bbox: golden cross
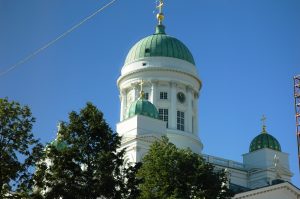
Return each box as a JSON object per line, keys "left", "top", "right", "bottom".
{"left": 156, "top": 0, "right": 164, "bottom": 24}
{"left": 139, "top": 80, "right": 144, "bottom": 91}
{"left": 139, "top": 80, "right": 145, "bottom": 98}
{"left": 56, "top": 122, "right": 63, "bottom": 139}
{"left": 157, "top": 0, "right": 164, "bottom": 14}
{"left": 261, "top": 115, "right": 267, "bottom": 133}
{"left": 261, "top": 115, "right": 266, "bottom": 126}
{"left": 57, "top": 122, "right": 62, "bottom": 132}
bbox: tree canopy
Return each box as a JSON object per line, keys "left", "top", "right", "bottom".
{"left": 0, "top": 98, "right": 43, "bottom": 198}
{"left": 33, "top": 103, "right": 140, "bottom": 199}
{"left": 1, "top": 99, "right": 233, "bottom": 198}
{"left": 137, "top": 137, "right": 233, "bottom": 199}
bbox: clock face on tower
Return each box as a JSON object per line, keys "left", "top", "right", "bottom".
{"left": 177, "top": 92, "right": 185, "bottom": 103}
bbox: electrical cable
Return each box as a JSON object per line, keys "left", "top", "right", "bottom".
{"left": 0, "top": 0, "right": 117, "bottom": 77}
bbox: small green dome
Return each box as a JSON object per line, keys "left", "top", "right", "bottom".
{"left": 249, "top": 128, "right": 281, "bottom": 152}
{"left": 125, "top": 25, "right": 195, "bottom": 65}
{"left": 50, "top": 139, "right": 68, "bottom": 151}
{"left": 126, "top": 94, "right": 159, "bottom": 119}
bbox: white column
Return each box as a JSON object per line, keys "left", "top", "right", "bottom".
{"left": 131, "top": 83, "right": 138, "bottom": 100}
{"left": 150, "top": 80, "right": 158, "bottom": 106}
{"left": 170, "top": 82, "right": 177, "bottom": 130}
{"left": 120, "top": 89, "right": 127, "bottom": 121}
{"left": 186, "top": 86, "right": 193, "bottom": 133}
{"left": 194, "top": 92, "right": 199, "bottom": 135}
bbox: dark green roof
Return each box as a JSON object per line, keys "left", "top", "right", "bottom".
{"left": 249, "top": 128, "right": 281, "bottom": 152}
{"left": 126, "top": 94, "right": 159, "bottom": 119}
{"left": 125, "top": 25, "right": 195, "bottom": 65}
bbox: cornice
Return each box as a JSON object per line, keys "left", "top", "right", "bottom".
{"left": 117, "top": 67, "right": 202, "bottom": 91}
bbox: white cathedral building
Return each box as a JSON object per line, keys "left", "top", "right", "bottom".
{"left": 115, "top": 4, "right": 300, "bottom": 199}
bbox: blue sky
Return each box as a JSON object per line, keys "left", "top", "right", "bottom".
{"left": 1, "top": 0, "right": 300, "bottom": 186}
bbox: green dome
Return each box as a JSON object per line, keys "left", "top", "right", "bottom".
{"left": 126, "top": 94, "right": 159, "bottom": 119}
{"left": 249, "top": 129, "right": 281, "bottom": 152}
{"left": 50, "top": 139, "right": 68, "bottom": 151}
{"left": 125, "top": 25, "right": 195, "bottom": 65}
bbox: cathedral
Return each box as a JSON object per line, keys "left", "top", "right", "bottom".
{"left": 116, "top": 1, "right": 300, "bottom": 198}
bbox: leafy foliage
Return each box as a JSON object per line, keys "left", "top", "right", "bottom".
{"left": 0, "top": 98, "right": 43, "bottom": 197}
{"left": 33, "top": 103, "right": 140, "bottom": 199}
{"left": 137, "top": 137, "right": 233, "bottom": 199}
{"left": 119, "top": 162, "right": 143, "bottom": 199}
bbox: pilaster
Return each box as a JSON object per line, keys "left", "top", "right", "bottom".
{"left": 131, "top": 83, "right": 139, "bottom": 101}
{"left": 151, "top": 80, "right": 158, "bottom": 105}
{"left": 120, "top": 89, "right": 127, "bottom": 121}
{"left": 186, "top": 86, "right": 193, "bottom": 133}
{"left": 194, "top": 92, "right": 199, "bottom": 135}
{"left": 170, "top": 81, "right": 177, "bottom": 129}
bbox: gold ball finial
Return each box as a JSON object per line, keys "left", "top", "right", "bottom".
{"left": 156, "top": 0, "right": 164, "bottom": 25}
{"left": 139, "top": 90, "right": 145, "bottom": 99}
{"left": 157, "top": 13, "right": 164, "bottom": 23}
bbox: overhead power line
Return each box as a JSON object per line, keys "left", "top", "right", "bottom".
{"left": 0, "top": 0, "right": 117, "bottom": 77}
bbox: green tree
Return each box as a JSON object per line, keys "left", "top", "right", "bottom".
{"left": 0, "top": 98, "right": 43, "bottom": 198}
{"left": 137, "top": 137, "right": 233, "bottom": 199}
{"left": 119, "top": 162, "right": 143, "bottom": 199}
{"left": 33, "top": 103, "right": 140, "bottom": 199}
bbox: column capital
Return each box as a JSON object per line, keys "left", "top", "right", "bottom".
{"left": 121, "top": 89, "right": 127, "bottom": 95}
{"left": 150, "top": 79, "right": 159, "bottom": 85}
{"left": 186, "top": 85, "right": 194, "bottom": 92}
{"left": 131, "top": 82, "right": 139, "bottom": 88}
{"left": 131, "top": 82, "right": 138, "bottom": 87}
{"left": 170, "top": 81, "right": 177, "bottom": 87}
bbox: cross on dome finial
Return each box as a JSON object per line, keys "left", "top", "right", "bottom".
{"left": 261, "top": 115, "right": 266, "bottom": 125}
{"left": 139, "top": 80, "right": 144, "bottom": 91}
{"left": 139, "top": 80, "right": 145, "bottom": 99}
{"left": 156, "top": 0, "right": 165, "bottom": 25}
{"left": 261, "top": 115, "right": 267, "bottom": 134}
{"left": 57, "top": 122, "right": 62, "bottom": 133}
{"left": 56, "top": 122, "right": 63, "bottom": 140}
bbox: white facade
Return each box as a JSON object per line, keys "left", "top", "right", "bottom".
{"left": 243, "top": 148, "right": 292, "bottom": 189}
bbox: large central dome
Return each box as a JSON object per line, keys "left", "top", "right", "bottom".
{"left": 124, "top": 25, "right": 195, "bottom": 66}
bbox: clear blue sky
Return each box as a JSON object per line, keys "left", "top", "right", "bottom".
{"left": 1, "top": 0, "right": 300, "bottom": 186}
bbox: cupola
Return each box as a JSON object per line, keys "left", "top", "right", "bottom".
{"left": 126, "top": 91, "right": 159, "bottom": 119}
{"left": 249, "top": 116, "right": 281, "bottom": 152}
{"left": 48, "top": 123, "right": 68, "bottom": 151}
